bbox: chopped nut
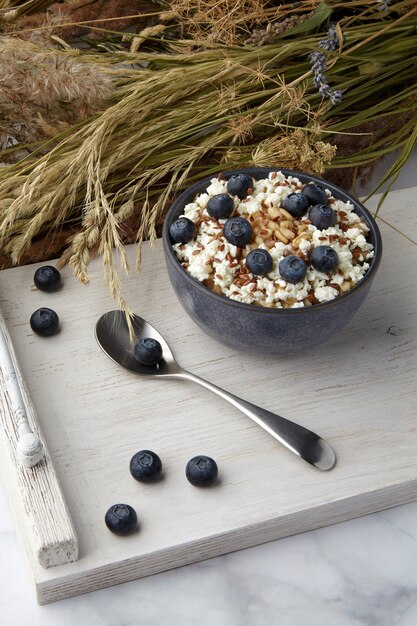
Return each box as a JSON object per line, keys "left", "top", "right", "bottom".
{"left": 279, "top": 208, "right": 294, "bottom": 221}
{"left": 267, "top": 206, "right": 280, "bottom": 219}
{"left": 274, "top": 229, "right": 289, "bottom": 244}
{"left": 280, "top": 226, "right": 295, "bottom": 240}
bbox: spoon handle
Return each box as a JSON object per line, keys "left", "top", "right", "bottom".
{"left": 178, "top": 370, "right": 336, "bottom": 471}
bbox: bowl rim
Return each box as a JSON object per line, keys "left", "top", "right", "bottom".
{"left": 162, "top": 167, "right": 383, "bottom": 315}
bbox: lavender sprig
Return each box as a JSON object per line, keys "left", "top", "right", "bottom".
{"left": 378, "top": 0, "right": 390, "bottom": 11}
{"left": 309, "top": 25, "right": 343, "bottom": 106}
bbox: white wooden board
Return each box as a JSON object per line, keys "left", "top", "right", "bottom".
{"left": 0, "top": 191, "right": 416, "bottom": 604}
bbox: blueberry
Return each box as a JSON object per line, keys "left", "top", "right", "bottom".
{"left": 33, "top": 265, "right": 61, "bottom": 292}
{"left": 309, "top": 204, "right": 337, "bottom": 230}
{"left": 302, "top": 183, "right": 328, "bottom": 206}
{"left": 186, "top": 455, "right": 218, "bottom": 487}
{"left": 134, "top": 338, "right": 163, "bottom": 366}
{"left": 246, "top": 248, "right": 273, "bottom": 276}
{"left": 279, "top": 255, "right": 307, "bottom": 284}
{"left": 206, "top": 194, "right": 234, "bottom": 220}
{"left": 169, "top": 217, "right": 196, "bottom": 244}
{"left": 130, "top": 450, "right": 162, "bottom": 482}
{"left": 283, "top": 193, "right": 309, "bottom": 218}
{"left": 105, "top": 504, "right": 138, "bottom": 536}
{"left": 223, "top": 217, "right": 252, "bottom": 248}
{"left": 226, "top": 174, "right": 254, "bottom": 200}
{"left": 30, "top": 308, "right": 60, "bottom": 336}
{"left": 310, "top": 246, "right": 339, "bottom": 273}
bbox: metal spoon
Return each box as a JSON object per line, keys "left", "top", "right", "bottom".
{"left": 95, "top": 310, "right": 336, "bottom": 471}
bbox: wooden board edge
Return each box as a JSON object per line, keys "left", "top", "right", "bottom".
{"left": 0, "top": 343, "right": 78, "bottom": 568}
{"left": 36, "top": 478, "right": 417, "bottom": 604}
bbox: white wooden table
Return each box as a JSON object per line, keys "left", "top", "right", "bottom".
{"left": 0, "top": 158, "right": 415, "bottom": 624}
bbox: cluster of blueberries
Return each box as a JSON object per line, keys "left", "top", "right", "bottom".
{"left": 30, "top": 266, "right": 62, "bottom": 336}
{"left": 105, "top": 450, "right": 219, "bottom": 536}
{"left": 170, "top": 174, "right": 340, "bottom": 284}
{"left": 104, "top": 337, "right": 219, "bottom": 536}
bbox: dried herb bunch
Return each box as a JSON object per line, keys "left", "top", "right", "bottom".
{"left": 0, "top": 0, "right": 416, "bottom": 310}
{"left": 0, "top": 37, "right": 112, "bottom": 159}
{"left": 9, "top": 0, "right": 159, "bottom": 45}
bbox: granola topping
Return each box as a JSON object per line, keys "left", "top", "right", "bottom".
{"left": 172, "top": 172, "right": 374, "bottom": 308}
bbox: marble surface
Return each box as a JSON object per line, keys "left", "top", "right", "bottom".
{"left": 1, "top": 152, "right": 417, "bottom": 624}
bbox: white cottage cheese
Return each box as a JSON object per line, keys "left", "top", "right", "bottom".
{"left": 173, "top": 172, "right": 374, "bottom": 308}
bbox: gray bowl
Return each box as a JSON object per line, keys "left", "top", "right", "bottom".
{"left": 162, "top": 168, "right": 382, "bottom": 356}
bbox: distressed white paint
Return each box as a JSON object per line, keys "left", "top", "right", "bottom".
{"left": 0, "top": 309, "right": 44, "bottom": 466}
{"left": 0, "top": 193, "right": 415, "bottom": 604}
{"left": 0, "top": 304, "right": 78, "bottom": 570}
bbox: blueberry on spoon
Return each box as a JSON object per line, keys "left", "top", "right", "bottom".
{"left": 134, "top": 338, "right": 163, "bottom": 366}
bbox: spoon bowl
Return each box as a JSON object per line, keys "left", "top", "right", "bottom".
{"left": 95, "top": 310, "right": 178, "bottom": 377}
{"left": 95, "top": 310, "right": 336, "bottom": 471}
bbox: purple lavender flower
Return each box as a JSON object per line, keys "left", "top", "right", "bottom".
{"left": 309, "top": 25, "right": 343, "bottom": 106}
{"left": 378, "top": 0, "right": 390, "bottom": 11}
{"left": 319, "top": 24, "right": 339, "bottom": 52}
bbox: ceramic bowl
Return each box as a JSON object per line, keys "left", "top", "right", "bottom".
{"left": 162, "top": 167, "right": 382, "bottom": 356}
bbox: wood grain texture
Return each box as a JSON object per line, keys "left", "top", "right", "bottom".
{"left": 0, "top": 191, "right": 416, "bottom": 603}
{"left": 0, "top": 314, "right": 78, "bottom": 568}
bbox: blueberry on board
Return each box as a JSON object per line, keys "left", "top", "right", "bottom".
{"left": 30, "top": 308, "right": 60, "bottom": 337}
{"left": 206, "top": 194, "right": 234, "bottom": 220}
{"left": 186, "top": 455, "right": 218, "bottom": 487}
{"left": 33, "top": 265, "right": 61, "bottom": 292}
{"left": 302, "top": 183, "right": 328, "bottom": 206}
{"left": 226, "top": 174, "right": 254, "bottom": 200}
{"left": 134, "top": 338, "right": 163, "bottom": 366}
{"left": 283, "top": 193, "right": 310, "bottom": 218}
{"left": 130, "top": 450, "right": 162, "bottom": 482}
{"left": 105, "top": 504, "right": 138, "bottom": 536}
{"left": 309, "top": 204, "right": 337, "bottom": 230}
{"left": 223, "top": 217, "right": 252, "bottom": 248}
{"left": 169, "top": 217, "right": 196, "bottom": 244}
{"left": 310, "top": 246, "right": 339, "bottom": 273}
{"left": 279, "top": 255, "right": 307, "bottom": 284}
{"left": 246, "top": 248, "right": 273, "bottom": 276}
